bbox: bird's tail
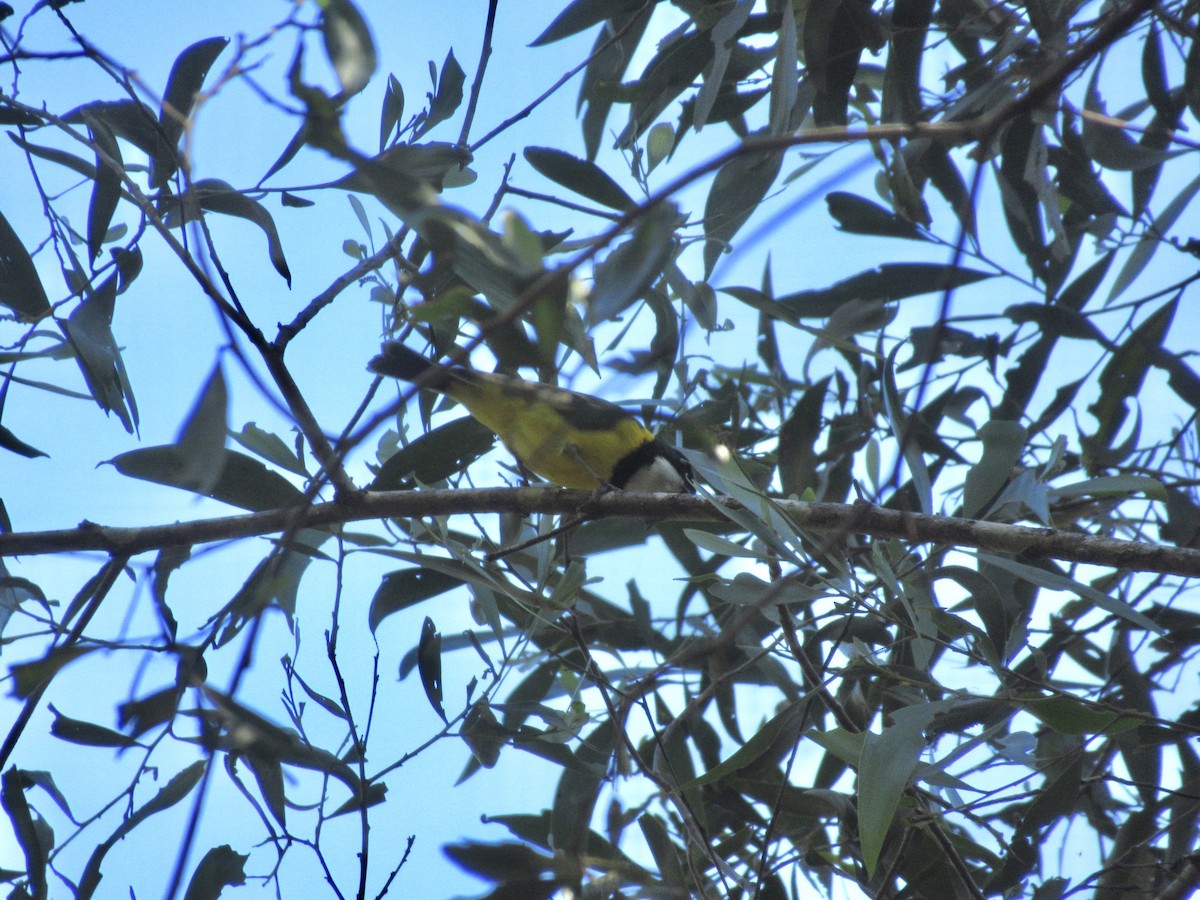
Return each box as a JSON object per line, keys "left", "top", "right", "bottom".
{"left": 369, "top": 342, "right": 456, "bottom": 390}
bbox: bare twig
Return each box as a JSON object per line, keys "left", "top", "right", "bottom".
{"left": 457, "top": 0, "right": 499, "bottom": 148}
{"left": 0, "top": 554, "right": 131, "bottom": 770}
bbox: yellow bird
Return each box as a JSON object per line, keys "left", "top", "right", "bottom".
{"left": 369, "top": 342, "right": 693, "bottom": 492}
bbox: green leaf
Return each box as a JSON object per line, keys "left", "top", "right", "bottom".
{"left": 83, "top": 115, "right": 122, "bottom": 265}
{"left": 806, "top": 0, "right": 879, "bottom": 124}
{"left": 978, "top": 553, "right": 1164, "bottom": 634}
{"left": 618, "top": 29, "right": 712, "bottom": 149}
{"left": 1141, "top": 23, "right": 1173, "bottom": 119}
{"left": 769, "top": 0, "right": 799, "bottom": 135}
{"left": 1162, "top": 487, "right": 1200, "bottom": 548}
{"left": 443, "top": 840, "right": 555, "bottom": 881}
{"left": 646, "top": 122, "right": 674, "bottom": 173}
{"left": 379, "top": 73, "right": 404, "bottom": 151}
{"left": 778, "top": 376, "right": 829, "bottom": 498}
{"left": 49, "top": 705, "right": 143, "bottom": 749}
{"left": 805, "top": 726, "right": 866, "bottom": 768}
{"left": 1186, "top": 35, "right": 1200, "bottom": 127}
{"left": 685, "top": 450, "right": 806, "bottom": 566}
{"left": 683, "top": 529, "right": 760, "bottom": 558}
{"left": 692, "top": 0, "right": 753, "bottom": 131}
{"left": 153, "top": 37, "right": 229, "bottom": 187}
{"left": 523, "top": 146, "right": 634, "bottom": 211}
{"left": 114, "top": 760, "right": 206, "bottom": 844}
{"left": 1083, "top": 64, "right": 1181, "bottom": 172}
{"left": 118, "top": 687, "right": 182, "bottom": 739}
{"left": 882, "top": 0, "right": 934, "bottom": 124}
{"left": 1020, "top": 695, "right": 1141, "bottom": 736}
{"left": 417, "top": 615, "right": 446, "bottom": 722}
{"left": 1, "top": 769, "right": 48, "bottom": 899}
{"left": 1003, "top": 303, "right": 1105, "bottom": 342}
{"left": 1157, "top": 346, "right": 1200, "bottom": 412}
{"left": 638, "top": 814, "right": 685, "bottom": 886}
{"left": 65, "top": 275, "right": 140, "bottom": 434}
{"left": 286, "top": 662, "right": 347, "bottom": 721}
{"left": 703, "top": 144, "right": 782, "bottom": 277}
{"left": 0, "top": 422, "right": 47, "bottom": 459}
{"left": 9, "top": 646, "right": 94, "bottom": 699}
{"left": 334, "top": 142, "right": 469, "bottom": 209}
{"left": 1033, "top": 878, "right": 1071, "bottom": 900}
{"left": 190, "top": 179, "right": 292, "bottom": 286}
{"left": 578, "top": 6, "right": 652, "bottom": 161}
{"left": 825, "top": 191, "right": 925, "bottom": 240}
{"left": 415, "top": 48, "right": 465, "bottom": 140}
{"left": 681, "top": 274, "right": 717, "bottom": 332}
{"left": 242, "top": 750, "right": 287, "bottom": 828}
{"left": 108, "top": 447, "right": 304, "bottom": 510}
{"left": 18, "top": 770, "right": 74, "bottom": 823}
{"left": 224, "top": 693, "right": 364, "bottom": 792}
{"left": 998, "top": 252, "right": 1114, "bottom": 422}
{"left": 231, "top": 422, "right": 308, "bottom": 477}
{"left": 710, "top": 572, "right": 830, "bottom": 606}
{"left": 551, "top": 718, "right": 614, "bottom": 855}
{"left": 0, "top": 209, "right": 52, "bottom": 321}
{"left": 822, "top": 298, "right": 897, "bottom": 344}
{"left": 183, "top": 845, "right": 248, "bottom": 900}
{"left": 546, "top": 559, "right": 586, "bottom": 608}
{"left": 215, "top": 530, "right": 328, "bottom": 644}
{"left": 64, "top": 99, "right": 162, "bottom": 159}
{"left": 997, "top": 115, "right": 1048, "bottom": 278}
{"left": 858, "top": 701, "right": 949, "bottom": 876}
{"left": 531, "top": 0, "right": 647, "bottom": 46}
{"left": 963, "top": 420, "right": 1027, "bottom": 518}
{"left": 370, "top": 415, "right": 496, "bottom": 490}
{"left": 904, "top": 325, "right": 996, "bottom": 370}
{"left": 917, "top": 142, "right": 978, "bottom": 244}
{"left": 10, "top": 133, "right": 98, "bottom": 181}
{"left": 587, "top": 201, "right": 678, "bottom": 325}
{"left": 369, "top": 567, "right": 466, "bottom": 632}
{"left": 0, "top": 106, "right": 40, "bottom": 126}
{"left": 1086, "top": 297, "right": 1175, "bottom": 451}
{"left": 687, "top": 701, "right": 808, "bottom": 787}
{"left": 1050, "top": 474, "right": 1167, "bottom": 503}
{"left": 75, "top": 760, "right": 207, "bottom": 897}
{"left": 280, "top": 191, "right": 313, "bottom": 208}
{"left": 321, "top": 0, "right": 377, "bottom": 98}
{"left": 882, "top": 343, "right": 932, "bottom": 514}
{"left": 779, "top": 263, "right": 994, "bottom": 318}
{"left": 1107, "top": 172, "right": 1200, "bottom": 304}
{"left": 0, "top": 571, "right": 46, "bottom": 644}
{"left": 174, "top": 365, "right": 228, "bottom": 496}
{"left": 719, "top": 284, "right": 801, "bottom": 326}
{"left": 459, "top": 698, "right": 508, "bottom": 770}
{"left": 501, "top": 209, "right": 547, "bottom": 274}
{"left": 933, "top": 565, "right": 1010, "bottom": 664}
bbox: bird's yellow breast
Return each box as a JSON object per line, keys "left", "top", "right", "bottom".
{"left": 441, "top": 373, "right": 655, "bottom": 489}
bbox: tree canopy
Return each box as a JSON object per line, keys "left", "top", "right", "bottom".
{"left": 2, "top": 0, "right": 1200, "bottom": 898}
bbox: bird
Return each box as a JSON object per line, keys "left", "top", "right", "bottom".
{"left": 369, "top": 342, "right": 694, "bottom": 493}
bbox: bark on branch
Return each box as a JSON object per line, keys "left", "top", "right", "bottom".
{"left": 2, "top": 489, "right": 1196, "bottom": 578}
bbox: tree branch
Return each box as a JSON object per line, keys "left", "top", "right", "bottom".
{"left": 2, "top": 491, "right": 1197, "bottom": 578}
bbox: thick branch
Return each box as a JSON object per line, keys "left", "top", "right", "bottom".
{"left": 2, "top": 491, "right": 1197, "bottom": 577}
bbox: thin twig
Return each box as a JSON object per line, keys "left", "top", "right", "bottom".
{"left": 458, "top": 0, "right": 499, "bottom": 148}
{"left": 0, "top": 554, "right": 130, "bottom": 770}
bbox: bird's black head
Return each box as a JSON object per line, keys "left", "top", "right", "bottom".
{"left": 611, "top": 440, "right": 695, "bottom": 493}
